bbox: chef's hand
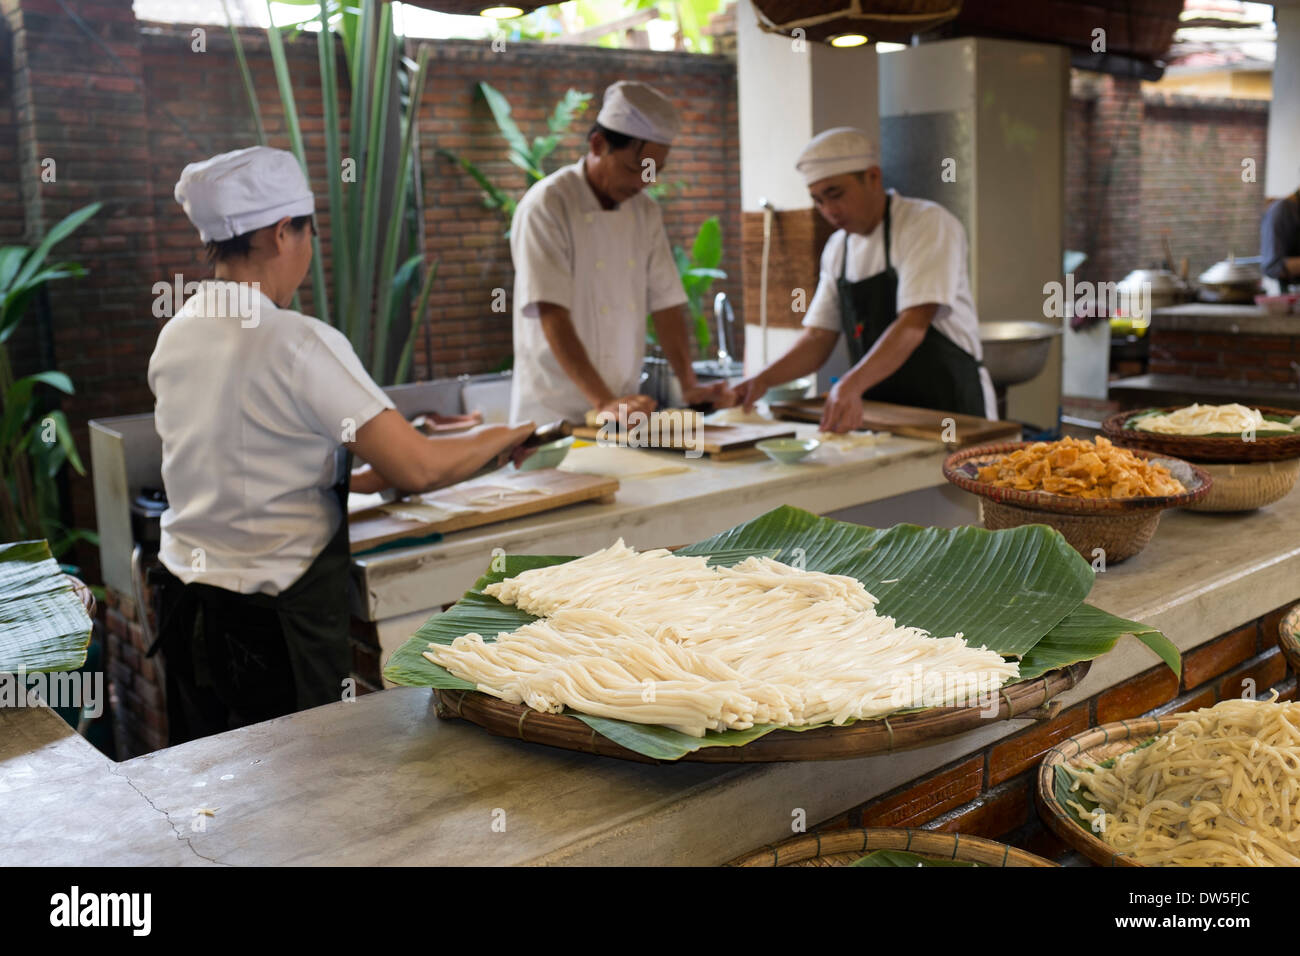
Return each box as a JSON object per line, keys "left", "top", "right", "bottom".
{"left": 682, "top": 381, "right": 737, "bottom": 409}
{"left": 819, "top": 380, "right": 866, "bottom": 434}
{"left": 732, "top": 372, "right": 770, "bottom": 412}
{"left": 492, "top": 422, "right": 538, "bottom": 469}
{"left": 595, "top": 393, "right": 657, "bottom": 423}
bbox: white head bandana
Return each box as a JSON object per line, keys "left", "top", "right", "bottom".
{"left": 174, "top": 145, "right": 315, "bottom": 243}
{"left": 596, "top": 81, "right": 680, "bottom": 146}
{"left": 795, "top": 127, "right": 879, "bottom": 187}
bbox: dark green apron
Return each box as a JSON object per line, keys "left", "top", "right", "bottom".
{"left": 838, "top": 194, "right": 987, "bottom": 416}
{"left": 149, "top": 452, "right": 354, "bottom": 744}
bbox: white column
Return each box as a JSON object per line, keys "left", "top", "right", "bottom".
{"left": 1267, "top": 5, "right": 1300, "bottom": 198}
{"left": 736, "top": 1, "right": 878, "bottom": 385}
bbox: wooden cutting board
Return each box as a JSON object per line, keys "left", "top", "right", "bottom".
{"left": 348, "top": 469, "right": 619, "bottom": 553}
{"left": 769, "top": 397, "right": 1022, "bottom": 446}
{"left": 570, "top": 421, "right": 798, "bottom": 460}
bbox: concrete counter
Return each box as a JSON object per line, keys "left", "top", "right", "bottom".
{"left": 7, "top": 480, "right": 1300, "bottom": 866}
{"left": 1150, "top": 302, "right": 1297, "bottom": 335}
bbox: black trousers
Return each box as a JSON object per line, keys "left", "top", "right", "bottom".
{"left": 154, "top": 571, "right": 300, "bottom": 745}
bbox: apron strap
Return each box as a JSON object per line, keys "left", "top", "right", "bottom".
{"left": 838, "top": 193, "right": 894, "bottom": 282}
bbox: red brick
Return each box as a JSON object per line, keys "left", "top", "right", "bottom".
{"left": 1148, "top": 685, "right": 1217, "bottom": 717}
{"left": 858, "top": 757, "right": 985, "bottom": 829}
{"left": 1182, "top": 624, "right": 1257, "bottom": 689}
{"left": 1219, "top": 648, "right": 1287, "bottom": 701}
{"left": 988, "top": 704, "right": 1090, "bottom": 787}
{"left": 927, "top": 779, "right": 1032, "bottom": 840}
{"left": 1096, "top": 666, "right": 1180, "bottom": 724}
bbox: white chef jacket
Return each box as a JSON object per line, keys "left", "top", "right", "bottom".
{"left": 148, "top": 280, "right": 394, "bottom": 596}
{"left": 803, "top": 192, "right": 997, "bottom": 419}
{"left": 508, "top": 158, "right": 688, "bottom": 424}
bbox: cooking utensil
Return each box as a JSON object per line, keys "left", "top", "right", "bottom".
{"left": 978, "top": 321, "right": 1062, "bottom": 389}
{"left": 1197, "top": 254, "right": 1261, "bottom": 303}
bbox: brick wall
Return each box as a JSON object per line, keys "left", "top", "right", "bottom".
{"left": 1068, "top": 74, "right": 1271, "bottom": 287}
{"left": 798, "top": 602, "right": 1298, "bottom": 864}
{"left": 1149, "top": 327, "right": 1300, "bottom": 386}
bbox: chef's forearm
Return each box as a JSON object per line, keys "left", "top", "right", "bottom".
{"left": 650, "top": 306, "right": 697, "bottom": 389}
{"left": 537, "top": 303, "right": 616, "bottom": 407}
{"left": 760, "top": 328, "right": 838, "bottom": 387}
{"left": 844, "top": 307, "right": 934, "bottom": 393}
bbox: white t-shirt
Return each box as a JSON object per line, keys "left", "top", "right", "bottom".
{"left": 508, "top": 158, "right": 687, "bottom": 425}
{"left": 148, "top": 281, "right": 394, "bottom": 595}
{"left": 803, "top": 192, "right": 996, "bottom": 419}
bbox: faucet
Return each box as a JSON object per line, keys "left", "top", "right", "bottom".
{"left": 713, "top": 292, "right": 733, "bottom": 369}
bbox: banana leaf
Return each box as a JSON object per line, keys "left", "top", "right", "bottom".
{"left": 384, "top": 506, "right": 1179, "bottom": 761}
{"left": 850, "top": 850, "right": 982, "bottom": 867}
{"left": 0, "top": 540, "right": 93, "bottom": 672}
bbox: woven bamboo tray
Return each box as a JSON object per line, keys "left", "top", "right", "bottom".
{"left": 729, "top": 826, "right": 1057, "bottom": 867}
{"left": 1281, "top": 605, "right": 1300, "bottom": 677}
{"left": 1102, "top": 406, "right": 1300, "bottom": 463}
{"left": 1035, "top": 716, "right": 1193, "bottom": 867}
{"left": 944, "top": 443, "right": 1210, "bottom": 562}
{"left": 433, "top": 660, "right": 1089, "bottom": 764}
{"left": 1181, "top": 457, "right": 1300, "bottom": 512}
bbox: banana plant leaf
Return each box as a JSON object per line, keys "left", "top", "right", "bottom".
{"left": 384, "top": 506, "right": 1179, "bottom": 761}
{"left": 850, "top": 849, "right": 982, "bottom": 867}
{"left": 0, "top": 540, "right": 93, "bottom": 673}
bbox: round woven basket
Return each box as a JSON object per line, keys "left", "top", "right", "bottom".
{"left": 67, "top": 575, "right": 95, "bottom": 619}
{"left": 979, "top": 499, "right": 1160, "bottom": 563}
{"left": 1180, "top": 457, "right": 1300, "bottom": 512}
{"left": 728, "top": 826, "right": 1056, "bottom": 867}
{"left": 1101, "top": 406, "right": 1300, "bottom": 463}
{"left": 433, "top": 659, "right": 1089, "bottom": 764}
{"left": 944, "top": 443, "right": 1210, "bottom": 563}
{"left": 1036, "top": 716, "right": 1192, "bottom": 867}
{"left": 1280, "top": 605, "right": 1300, "bottom": 677}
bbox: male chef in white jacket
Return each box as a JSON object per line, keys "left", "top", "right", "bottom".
{"left": 508, "top": 80, "right": 732, "bottom": 425}
{"left": 736, "top": 127, "right": 996, "bottom": 432}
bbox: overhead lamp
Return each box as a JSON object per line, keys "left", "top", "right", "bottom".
{"left": 829, "top": 33, "right": 869, "bottom": 48}
{"left": 478, "top": 5, "right": 524, "bottom": 17}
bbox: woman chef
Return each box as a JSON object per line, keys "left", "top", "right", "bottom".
{"left": 148, "top": 146, "right": 533, "bottom": 744}
{"left": 508, "top": 80, "right": 732, "bottom": 425}
{"left": 735, "top": 127, "right": 996, "bottom": 432}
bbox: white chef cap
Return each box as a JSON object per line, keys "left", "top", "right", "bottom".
{"left": 795, "top": 127, "right": 880, "bottom": 187}
{"left": 174, "top": 145, "right": 314, "bottom": 243}
{"left": 596, "top": 81, "right": 679, "bottom": 146}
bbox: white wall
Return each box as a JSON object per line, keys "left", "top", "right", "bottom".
{"left": 1267, "top": 6, "right": 1300, "bottom": 198}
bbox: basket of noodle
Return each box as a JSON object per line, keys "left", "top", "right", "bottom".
{"left": 1037, "top": 696, "right": 1300, "bottom": 867}
{"left": 1103, "top": 405, "right": 1300, "bottom": 511}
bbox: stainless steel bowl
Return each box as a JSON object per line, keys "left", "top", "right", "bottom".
{"left": 979, "top": 321, "right": 1062, "bottom": 389}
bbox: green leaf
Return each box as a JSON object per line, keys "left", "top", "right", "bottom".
{"left": 12, "top": 203, "right": 100, "bottom": 292}
{"left": 690, "top": 216, "right": 723, "bottom": 269}
{"left": 0, "top": 540, "right": 93, "bottom": 672}
{"left": 1018, "top": 603, "right": 1180, "bottom": 680}
{"left": 679, "top": 507, "right": 1093, "bottom": 659}
{"left": 546, "top": 89, "right": 592, "bottom": 135}
{"left": 850, "top": 849, "right": 982, "bottom": 867}
{"left": 383, "top": 507, "right": 1173, "bottom": 761}
{"left": 394, "top": 258, "right": 438, "bottom": 385}
{"left": 479, "top": 81, "right": 530, "bottom": 160}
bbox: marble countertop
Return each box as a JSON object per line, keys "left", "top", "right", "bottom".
{"left": 7, "top": 480, "right": 1300, "bottom": 866}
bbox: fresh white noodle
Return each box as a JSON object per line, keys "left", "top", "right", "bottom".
{"left": 424, "top": 540, "right": 1018, "bottom": 735}
{"left": 1134, "top": 403, "right": 1295, "bottom": 436}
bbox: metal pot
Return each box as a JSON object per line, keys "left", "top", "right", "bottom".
{"left": 978, "top": 322, "right": 1062, "bottom": 389}
{"left": 1197, "top": 256, "right": 1261, "bottom": 303}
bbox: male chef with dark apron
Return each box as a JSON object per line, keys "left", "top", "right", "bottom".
{"left": 148, "top": 146, "right": 533, "bottom": 744}
{"left": 735, "top": 127, "right": 996, "bottom": 432}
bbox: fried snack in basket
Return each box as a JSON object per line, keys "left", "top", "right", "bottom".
{"left": 976, "top": 436, "right": 1185, "bottom": 499}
